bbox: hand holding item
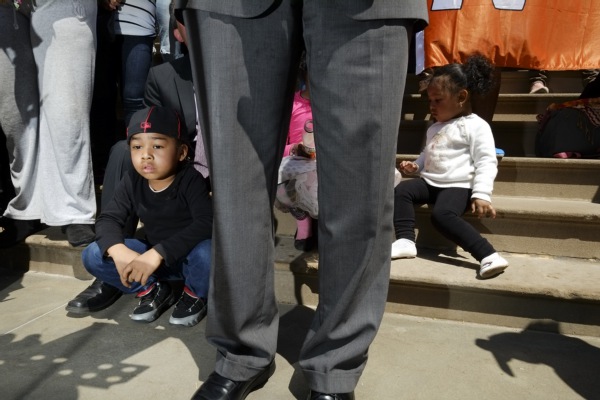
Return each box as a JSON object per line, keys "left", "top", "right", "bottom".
{"left": 301, "top": 119, "right": 316, "bottom": 159}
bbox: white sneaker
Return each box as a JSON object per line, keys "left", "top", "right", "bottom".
{"left": 529, "top": 81, "right": 549, "bottom": 94}
{"left": 391, "top": 239, "right": 417, "bottom": 259}
{"left": 479, "top": 253, "right": 509, "bottom": 279}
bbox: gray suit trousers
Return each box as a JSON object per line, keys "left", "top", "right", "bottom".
{"left": 183, "top": 1, "right": 412, "bottom": 393}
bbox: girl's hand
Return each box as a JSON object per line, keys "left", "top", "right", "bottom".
{"left": 399, "top": 161, "right": 418, "bottom": 174}
{"left": 471, "top": 198, "right": 496, "bottom": 219}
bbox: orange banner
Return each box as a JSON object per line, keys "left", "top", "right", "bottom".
{"left": 424, "top": 0, "right": 600, "bottom": 70}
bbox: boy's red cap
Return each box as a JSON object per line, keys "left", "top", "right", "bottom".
{"left": 127, "top": 106, "right": 181, "bottom": 142}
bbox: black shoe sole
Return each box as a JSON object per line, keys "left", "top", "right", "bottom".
{"left": 65, "top": 292, "right": 123, "bottom": 314}
{"left": 243, "top": 361, "right": 276, "bottom": 397}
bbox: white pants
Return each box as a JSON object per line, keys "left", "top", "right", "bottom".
{"left": 1, "top": 1, "right": 97, "bottom": 225}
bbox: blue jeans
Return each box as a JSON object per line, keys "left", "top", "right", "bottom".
{"left": 82, "top": 238, "right": 212, "bottom": 297}
{"left": 116, "top": 35, "right": 155, "bottom": 125}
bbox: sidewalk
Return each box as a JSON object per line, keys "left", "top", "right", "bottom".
{"left": 1, "top": 270, "right": 599, "bottom": 400}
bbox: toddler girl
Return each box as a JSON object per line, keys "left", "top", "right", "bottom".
{"left": 393, "top": 54, "right": 508, "bottom": 279}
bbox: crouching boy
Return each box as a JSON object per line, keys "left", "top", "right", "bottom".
{"left": 66, "top": 106, "right": 212, "bottom": 327}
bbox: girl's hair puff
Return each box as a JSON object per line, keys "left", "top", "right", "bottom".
{"left": 429, "top": 53, "right": 495, "bottom": 96}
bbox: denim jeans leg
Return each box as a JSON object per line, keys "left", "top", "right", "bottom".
{"left": 179, "top": 239, "right": 212, "bottom": 298}
{"left": 81, "top": 239, "right": 156, "bottom": 294}
{"left": 119, "top": 35, "right": 155, "bottom": 125}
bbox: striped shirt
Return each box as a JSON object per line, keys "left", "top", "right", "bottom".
{"left": 114, "top": 0, "right": 156, "bottom": 37}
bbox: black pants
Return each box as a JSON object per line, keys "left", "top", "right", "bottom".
{"left": 393, "top": 178, "right": 495, "bottom": 261}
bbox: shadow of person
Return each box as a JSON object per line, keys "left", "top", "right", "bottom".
{"left": 0, "top": 269, "right": 24, "bottom": 301}
{"left": 1, "top": 283, "right": 216, "bottom": 400}
{"left": 475, "top": 320, "right": 600, "bottom": 399}
{"left": 277, "top": 304, "right": 315, "bottom": 399}
{"left": 0, "top": 325, "right": 150, "bottom": 400}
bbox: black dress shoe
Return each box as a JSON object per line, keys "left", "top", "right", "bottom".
{"left": 0, "top": 218, "right": 46, "bottom": 248}
{"left": 66, "top": 279, "right": 122, "bottom": 314}
{"left": 191, "top": 361, "right": 275, "bottom": 400}
{"left": 307, "top": 391, "right": 355, "bottom": 400}
{"left": 62, "top": 223, "right": 95, "bottom": 247}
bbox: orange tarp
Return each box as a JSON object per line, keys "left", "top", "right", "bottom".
{"left": 424, "top": 0, "right": 600, "bottom": 70}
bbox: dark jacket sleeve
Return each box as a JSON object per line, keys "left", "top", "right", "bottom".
{"left": 95, "top": 173, "right": 135, "bottom": 256}
{"left": 143, "top": 68, "right": 164, "bottom": 108}
{"left": 153, "top": 168, "right": 213, "bottom": 266}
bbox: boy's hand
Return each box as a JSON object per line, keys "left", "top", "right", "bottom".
{"left": 122, "top": 248, "right": 163, "bottom": 287}
{"left": 471, "top": 198, "right": 496, "bottom": 219}
{"left": 399, "top": 161, "right": 418, "bottom": 174}
{"left": 107, "top": 244, "right": 140, "bottom": 286}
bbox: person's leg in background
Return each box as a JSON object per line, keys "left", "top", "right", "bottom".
{"left": 472, "top": 67, "right": 502, "bottom": 125}
{"left": 119, "top": 34, "right": 155, "bottom": 126}
{"left": 0, "top": 127, "right": 14, "bottom": 216}
{"left": 90, "top": 7, "right": 120, "bottom": 184}
{"left": 31, "top": 1, "right": 97, "bottom": 246}
{"left": 156, "top": 0, "right": 181, "bottom": 63}
{"left": 0, "top": 7, "right": 45, "bottom": 247}
{"left": 582, "top": 69, "right": 599, "bottom": 87}
{"left": 529, "top": 69, "right": 549, "bottom": 93}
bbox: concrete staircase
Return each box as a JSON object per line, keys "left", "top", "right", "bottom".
{"left": 397, "top": 70, "right": 600, "bottom": 259}
{"left": 1, "top": 70, "right": 599, "bottom": 337}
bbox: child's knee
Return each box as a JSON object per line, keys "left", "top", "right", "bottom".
{"left": 81, "top": 242, "right": 105, "bottom": 274}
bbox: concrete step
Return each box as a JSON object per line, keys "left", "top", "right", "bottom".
{"left": 402, "top": 92, "right": 578, "bottom": 119}
{"left": 401, "top": 71, "right": 585, "bottom": 157}
{"left": 405, "top": 70, "right": 586, "bottom": 95}
{"left": 411, "top": 196, "right": 600, "bottom": 259}
{"left": 494, "top": 157, "right": 600, "bottom": 201}
{"left": 499, "top": 70, "right": 589, "bottom": 94}
{"left": 0, "top": 228, "right": 89, "bottom": 279}
{"left": 398, "top": 119, "right": 541, "bottom": 156}
{"left": 394, "top": 156, "right": 600, "bottom": 259}
{"left": 3, "top": 230, "right": 598, "bottom": 338}
{"left": 397, "top": 155, "right": 600, "bottom": 201}
{"left": 274, "top": 236, "right": 600, "bottom": 337}
{"left": 401, "top": 118, "right": 600, "bottom": 158}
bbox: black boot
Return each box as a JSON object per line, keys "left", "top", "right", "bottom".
{"left": 66, "top": 279, "right": 122, "bottom": 314}
{"left": 62, "top": 224, "right": 95, "bottom": 247}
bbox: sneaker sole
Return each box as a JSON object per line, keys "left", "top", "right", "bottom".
{"left": 130, "top": 292, "right": 176, "bottom": 323}
{"left": 391, "top": 253, "right": 417, "bottom": 260}
{"left": 169, "top": 306, "right": 207, "bottom": 327}
{"left": 479, "top": 264, "right": 508, "bottom": 279}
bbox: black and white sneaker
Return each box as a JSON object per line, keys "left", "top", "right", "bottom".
{"left": 130, "top": 281, "right": 175, "bottom": 322}
{"left": 169, "top": 286, "right": 207, "bottom": 327}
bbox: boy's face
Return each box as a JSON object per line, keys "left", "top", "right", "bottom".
{"left": 129, "top": 132, "right": 187, "bottom": 191}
